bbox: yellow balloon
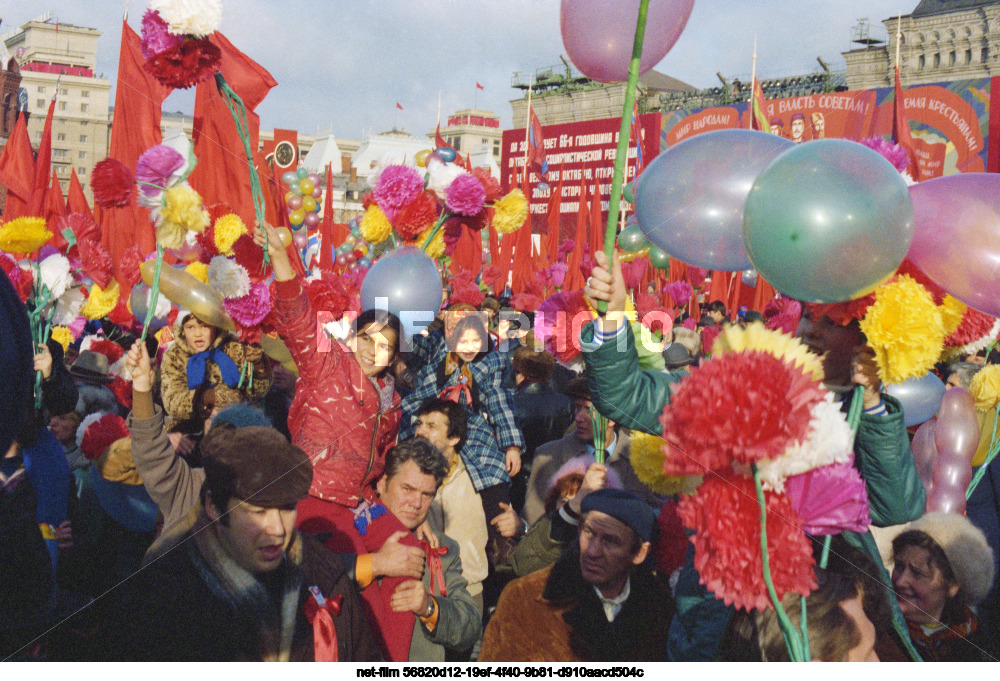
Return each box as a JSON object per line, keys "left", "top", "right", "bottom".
{"left": 415, "top": 149, "right": 432, "bottom": 168}
{"left": 140, "top": 261, "right": 236, "bottom": 332}
{"left": 260, "top": 333, "right": 298, "bottom": 376}
{"left": 354, "top": 243, "right": 368, "bottom": 256}
{"left": 275, "top": 226, "right": 293, "bottom": 248}
{"left": 289, "top": 208, "right": 306, "bottom": 225}
{"left": 298, "top": 179, "right": 315, "bottom": 195}
{"left": 302, "top": 196, "right": 317, "bottom": 212}
{"left": 619, "top": 247, "right": 650, "bottom": 263}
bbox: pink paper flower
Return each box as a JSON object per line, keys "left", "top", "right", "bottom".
{"left": 665, "top": 281, "right": 692, "bottom": 308}
{"left": 445, "top": 172, "right": 487, "bottom": 217}
{"left": 140, "top": 9, "right": 182, "bottom": 60}
{"left": 858, "top": 136, "right": 910, "bottom": 174}
{"left": 784, "top": 456, "right": 871, "bottom": 536}
{"left": 136, "top": 144, "right": 185, "bottom": 196}
{"left": 549, "top": 262, "right": 568, "bottom": 288}
{"left": 372, "top": 165, "right": 424, "bottom": 221}
{"left": 223, "top": 280, "right": 271, "bottom": 327}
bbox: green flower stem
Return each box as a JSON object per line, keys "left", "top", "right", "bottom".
{"left": 819, "top": 535, "right": 832, "bottom": 569}
{"left": 590, "top": 405, "right": 608, "bottom": 464}
{"left": 139, "top": 246, "right": 165, "bottom": 347}
{"left": 967, "top": 405, "right": 1000, "bottom": 500}
{"left": 420, "top": 212, "right": 451, "bottom": 253}
{"left": 847, "top": 385, "right": 864, "bottom": 433}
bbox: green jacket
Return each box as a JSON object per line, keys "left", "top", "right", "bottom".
{"left": 581, "top": 321, "right": 924, "bottom": 660}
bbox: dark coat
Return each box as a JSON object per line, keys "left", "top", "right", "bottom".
{"left": 41, "top": 338, "right": 79, "bottom": 417}
{"left": 513, "top": 381, "right": 574, "bottom": 461}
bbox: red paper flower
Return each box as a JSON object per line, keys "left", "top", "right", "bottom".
{"left": 460, "top": 208, "right": 491, "bottom": 232}
{"left": 78, "top": 239, "right": 114, "bottom": 289}
{"left": 56, "top": 213, "right": 101, "bottom": 250}
{"left": 394, "top": 191, "right": 439, "bottom": 241}
{"left": 107, "top": 298, "right": 135, "bottom": 327}
{"left": 636, "top": 293, "right": 672, "bottom": 337}
{"left": 659, "top": 351, "right": 824, "bottom": 476}
{"left": 14, "top": 267, "right": 32, "bottom": 303}
{"left": 306, "top": 271, "right": 359, "bottom": 320}
{"left": 223, "top": 280, "right": 271, "bottom": 327}
{"left": 119, "top": 245, "right": 146, "bottom": 289}
{"left": 143, "top": 38, "right": 221, "bottom": 89}
{"left": 87, "top": 339, "right": 125, "bottom": 364}
{"left": 511, "top": 293, "right": 541, "bottom": 313}
{"left": 535, "top": 289, "right": 591, "bottom": 363}
{"left": 621, "top": 259, "right": 648, "bottom": 292}
{"left": 472, "top": 167, "right": 502, "bottom": 203}
{"left": 194, "top": 224, "right": 220, "bottom": 261}
{"left": 452, "top": 269, "right": 477, "bottom": 289}
{"left": 763, "top": 297, "right": 802, "bottom": 335}
{"left": 805, "top": 295, "right": 875, "bottom": 327}
{"left": 480, "top": 264, "right": 505, "bottom": 296}
{"left": 109, "top": 376, "right": 133, "bottom": 411}
{"left": 92, "top": 158, "right": 135, "bottom": 208}
{"left": 80, "top": 414, "right": 130, "bottom": 461}
{"left": 677, "top": 470, "right": 817, "bottom": 612}
{"left": 231, "top": 233, "right": 270, "bottom": 279}
{"left": 445, "top": 173, "right": 487, "bottom": 217}
{"left": 664, "top": 281, "right": 691, "bottom": 308}
{"left": 654, "top": 500, "right": 688, "bottom": 578}
{"left": 450, "top": 284, "right": 485, "bottom": 308}
{"left": 946, "top": 306, "right": 997, "bottom": 347}
{"left": 700, "top": 324, "right": 720, "bottom": 355}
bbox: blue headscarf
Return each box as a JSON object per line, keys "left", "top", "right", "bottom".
{"left": 186, "top": 346, "right": 241, "bottom": 390}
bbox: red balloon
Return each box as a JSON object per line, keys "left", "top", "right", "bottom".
{"left": 286, "top": 195, "right": 303, "bottom": 211}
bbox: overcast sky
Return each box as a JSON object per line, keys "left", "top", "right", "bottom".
{"left": 1, "top": 1, "right": 915, "bottom": 140}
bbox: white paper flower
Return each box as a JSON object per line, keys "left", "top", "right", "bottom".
{"left": 38, "top": 253, "right": 73, "bottom": 300}
{"left": 149, "top": 0, "right": 222, "bottom": 38}
{"left": 426, "top": 157, "right": 464, "bottom": 202}
{"left": 208, "top": 256, "right": 250, "bottom": 299}
{"left": 52, "top": 287, "right": 85, "bottom": 326}
{"left": 758, "top": 391, "right": 854, "bottom": 492}
{"left": 962, "top": 318, "right": 1000, "bottom": 356}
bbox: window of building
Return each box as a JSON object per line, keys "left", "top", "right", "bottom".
{"left": 983, "top": 47, "right": 990, "bottom": 63}
{"left": 949, "top": 51, "right": 956, "bottom": 66}
{"left": 80, "top": 134, "right": 88, "bottom": 143}
{"left": 36, "top": 98, "right": 45, "bottom": 108}
{"left": 933, "top": 53, "right": 941, "bottom": 68}
{"left": 53, "top": 149, "right": 67, "bottom": 158}
{"left": 918, "top": 54, "right": 925, "bottom": 69}
{"left": 57, "top": 133, "right": 66, "bottom": 141}
{"left": 78, "top": 151, "right": 86, "bottom": 159}
{"left": 60, "top": 88, "right": 68, "bottom": 96}
{"left": 78, "top": 167, "right": 87, "bottom": 176}
{"left": 37, "top": 85, "right": 45, "bottom": 93}
{"left": 80, "top": 103, "right": 88, "bottom": 113}
{"left": 81, "top": 183, "right": 86, "bottom": 192}
{"left": 81, "top": 121, "right": 88, "bottom": 127}
{"left": 81, "top": 90, "right": 89, "bottom": 98}
{"left": 58, "top": 101, "right": 67, "bottom": 111}
{"left": 967, "top": 49, "right": 973, "bottom": 64}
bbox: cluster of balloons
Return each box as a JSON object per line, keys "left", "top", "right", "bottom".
{"left": 911, "top": 387, "right": 981, "bottom": 514}
{"left": 281, "top": 166, "right": 324, "bottom": 251}
{"left": 886, "top": 372, "right": 947, "bottom": 427}
{"left": 618, "top": 216, "right": 669, "bottom": 269}
{"left": 332, "top": 217, "right": 374, "bottom": 272}
{"left": 139, "top": 260, "right": 236, "bottom": 332}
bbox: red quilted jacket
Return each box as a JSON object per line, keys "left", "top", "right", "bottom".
{"left": 273, "top": 278, "right": 401, "bottom": 507}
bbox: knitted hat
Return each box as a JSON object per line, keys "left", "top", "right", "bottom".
{"left": 581, "top": 488, "right": 657, "bottom": 543}
{"left": 897, "top": 512, "right": 995, "bottom": 605}
{"left": 201, "top": 425, "right": 312, "bottom": 508}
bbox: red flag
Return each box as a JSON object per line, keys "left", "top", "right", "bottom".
{"left": 510, "top": 175, "right": 534, "bottom": 294}
{"left": 476, "top": 82, "right": 484, "bottom": 90}
{"left": 544, "top": 168, "right": 564, "bottom": 268}
{"left": 892, "top": 67, "right": 919, "bottom": 178}
{"left": 396, "top": 102, "right": 404, "bottom": 110}
{"left": 319, "top": 163, "right": 348, "bottom": 270}
{"left": 749, "top": 77, "right": 771, "bottom": 133}
{"left": 564, "top": 175, "right": 589, "bottom": 292}
{"left": 527, "top": 107, "right": 548, "bottom": 183}
{"left": 97, "top": 19, "right": 173, "bottom": 273}
{"left": 588, "top": 179, "right": 603, "bottom": 258}
{"left": 190, "top": 32, "right": 277, "bottom": 231}
{"left": 28, "top": 97, "right": 56, "bottom": 216}
{"left": 0, "top": 111, "right": 34, "bottom": 219}
{"left": 45, "top": 169, "right": 67, "bottom": 224}
{"left": 67, "top": 168, "right": 93, "bottom": 219}
{"left": 435, "top": 122, "right": 449, "bottom": 150}
{"left": 451, "top": 216, "right": 483, "bottom": 275}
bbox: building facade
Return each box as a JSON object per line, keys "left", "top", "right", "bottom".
{"left": 432, "top": 108, "right": 503, "bottom": 165}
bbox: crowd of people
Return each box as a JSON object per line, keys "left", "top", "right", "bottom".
{"left": 2, "top": 229, "right": 999, "bottom": 664}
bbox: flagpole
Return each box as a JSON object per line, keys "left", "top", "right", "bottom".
{"left": 437, "top": 91, "right": 441, "bottom": 128}
{"left": 522, "top": 76, "right": 534, "bottom": 187}
{"left": 895, "top": 14, "right": 902, "bottom": 72}
{"left": 749, "top": 35, "right": 757, "bottom": 129}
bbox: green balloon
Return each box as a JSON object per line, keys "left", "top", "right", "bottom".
{"left": 648, "top": 244, "right": 670, "bottom": 269}
{"left": 618, "top": 223, "right": 649, "bottom": 252}
{"left": 623, "top": 181, "right": 636, "bottom": 204}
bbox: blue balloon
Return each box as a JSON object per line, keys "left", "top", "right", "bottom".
{"left": 885, "top": 372, "right": 947, "bottom": 427}
{"left": 360, "top": 246, "right": 443, "bottom": 336}
{"left": 129, "top": 283, "right": 167, "bottom": 329}
{"left": 357, "top": 257, "right": 372, "bottom": 269}
{"left": 296, "top": 166, "right": 309, "bottom": 179}
{"left": 434, "top": 147, "right": 457, "bottom": 163}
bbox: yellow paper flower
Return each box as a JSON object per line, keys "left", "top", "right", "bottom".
{"left": 50, "top": 326, "right": 74, "bottom": 352}
{"left": 360, "top": 204, "right": 392, "bottom": 244}
{"left": 81, "top": 280, "right": 120, "bottom": 320}
{"left": 0, "top": 217, "right": 53, "bottom": 254}
{"left": 629, "top": 431, "right": 700, "bottom": 496}
{"left": 155, "top": 220, "right": 188, "bottom": 250}
{"left": 213, "top": 213, "right": 247, "bottom": 255}
{"left": 160, "top": 183, "right": 209, "bottom": 235}
{"left": 970, "top": 365, "right": 1000, "bottom": 411}
{"left": 939, "top": 295, "right": 967, "bottom": 339}
{"left": 713, "top": 322, "right": 824, "bottom": 382}
{"left": 185, "top": 261, "right": 210, "bottom": 284}
{"left": 492, "top": 189, "right": 528, "bottom": 234}
{"left": 859, "top": 275, "right": 945, "bottom": 385}
{"left": 416, "top": 224, "right": 445, "bottom": 259}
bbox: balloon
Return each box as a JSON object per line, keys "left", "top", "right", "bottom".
{"left": 345, "top": 235, "right": 357, "bottom": 245}
{"left": 560, "top": 0, "right": 694, "bottom": 83}
{"left": 298, "top": 179, "right": 315, "bottom": 196}
{"left": 360, "top": 246, "right": 443, "bottom": 332}
{"left": 636, "top": 129, "right": 793, "bottom": 272}
{"left": 306, "top": 173, "right": 322, "bottom": 187}
{"left": 354, "top": 243, "right": 368, "bottom": 256}
{"left": 296, "top": 167, "right": 309, "bottom": 179}
{"left": 434, "top": 147, "right": 457, "bottom": 163}
{"left": 415, "top": 149, "right": 432, "bottom": 167}
{"left": 288, "top": 181, "right": 301, "bottom": 195}
{"left": 617, "top": 221, "right": 649, "bottom": 252}
{"left": 648, "top": 244, "right": 670, "bottom": 269}
{"left": 128, "top": 283, "right": 168, "bottom": 329}
{"left": 284, "top": 191, "right": 295, "bottom": 202}
{"left": 741, "top": 268, "right": 757, "bottom": 288}
{"left": 275, "top": 226, "right": 293, "bottom": 248}
{"left": 358, "top": 257, "right": 372, "bottom": 268}
{"left": 426, "top": 152, "right": 444, "bottom": 167}
{"left": 935, "top": 387, "right": 980, "bottom": 459}
{"left": 349, "top": 218, "right": 361, "bottom": 237}
{"left": 302, "top": 196, "right": 317, "bottom": 212}
{"left": 140, "top": 260, "right": 235, "bottom": 331}
{"left": 260, "top": 333, "right": 298, "bottom": 375}
{"left": 911, "top": 419, "right": 937, "bottom": 495}
{"left": 281, "top": 171, "right": 298, "bottom": 185}
{"left": 908, "top": 173, "right": 1000, "bottom": 317}
{"left": 336, "top": 254, "right": 348, "bottom": 268}
{"left": 885, "top": 372, "right": 946, "bottom": 427}
{"left": 304, "top": 212, "right": 320, "bottom": 229}
{"left": 926, "top": 471, "right": 969, "bottom": 515}
{"left": 293, "top": 232, "right": 309, "bottom": 250}
{"left": 336, "top": 243, "right": 352, "bottom": 256}
{"left": 311, "top": 187, "right": 323, "bottom": 200}
{"left": 623, "top": 181, "right": 635, "bottom": 204}
{"left": 743, "top": 140, "right": 914, "bottom": 302}
{"left": 289, "top": 208, "right": 305, "bottom": 225}
{"left": 286, "top": 195, "right": 303, "bottom": 211}
{"left": 619, "top": 247, "right": 649, "bottom": 263}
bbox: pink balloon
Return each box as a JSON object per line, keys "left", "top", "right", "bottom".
{"left": 934, "top": 387, "right": 980, "bottom": 462}
{"left": 287, "top": 195, "right": 303, "bottom": 211}
{"left": 560, "top": 0, "right": 694, "bottom": 83}
{"left": 908, "top": 173, "right": 1000, "bottom": 317}
{"left": 292, "top": 232, "right": 309, "bottom": 250}
{"left": 304, "top": 212, "right": 320, "bottom": 228}
{"left": 911, "top": 418, "right": 937, "bottom": 495}
{"left": 307, "top": 173, "right": 322, "bottom": 187}
{"left": 312, "top": 187, "right": 323, "bottom": 200}
{"left": 926, "top": 472, "right": 969, "bottom": 515}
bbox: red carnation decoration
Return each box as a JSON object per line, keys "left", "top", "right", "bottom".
{"left": 700, "top": 324, "right": 720, "bottom": 355}
{"left": 109, "top": 376, "right": 133, "bottom": 411}
{"left": 511, "top": 293, "right": 542, "bottom": 313}
{"left": 534, "top": 289, "right": 591, "bottom": 364}
{"left": 119, "top": 245, "right": 146, "bottom": 289}
{"left": 525, "top": 276, "right": 545, "bottom": 298}
{"left": 452, "top": 269, "right": 477, "bottom": 289}
{"left": 946, "top": 307, "right": 997, "bottom": 347}
{"left": 231, "top": 233, "right": 271, "bottom": 279}
{"left": 92, "top": 158, "right": 135, "bottom": 208}
{"left": 461, "top": 208, "right": 491, "bottom": 232}
{"left": 659, "top": 351, "right": 824, "bottom": 476}
{"left": 14, "top": 266, "right": 33, "bottom": 303}
{"left": 88, "top": 339, "right": 125, "bottom": 364}
{"left": 195, "top": 221, "right": 220, "bottom": 259}
{"left": 481, "top": 264, "right": 504, "bottom": 296}
{"left": 107, "top": 298, "right": 135, "bottom": 327}
{"left": 472, "top": 168, "right": 502, "bottom": 203}
{"left": 55, "top": 214, "right": 100, "bottom": 259}
{"left": 80, "top": 414, "right": 130, "bottom": 461}
{"left": 654, "top": 500, "right": 688, "bottom": 578}
{"left": 677, "top": 470, "right": 817, "bottom": 612}
{"left": 450, "top": 284, "right": 485, "bottom": 308}
{"left": 805, "top": 294, "right": 875, "bottom": 327}
{"left": 394, "top": 191, "right": 440, "bottom": 241}
{"left": 78, "top": 239, "right": 114, "bottom": 289}
{"left": 763, "top": 297, "right": 802, "bottom": 335}
{"left": 636, "top": 293, "right": 673, "bottom": 337}
{"left": 306, "top": 271, "right": 359, "bottom": 320}
{"left": 143, "top": 38, "right": 222, "bottom": 89}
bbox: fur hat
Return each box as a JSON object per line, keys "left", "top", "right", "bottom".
{"left": 202, "top": 425, "right": 312, "bottom": 508}
{"left": 896, "top": 512, "right": 995, "bottom": 605}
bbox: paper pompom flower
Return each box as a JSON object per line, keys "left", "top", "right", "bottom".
{"left": 86, "top": 338, "right": 126, "bottom": 365}
{"left": 79, "top": 413, "right": 130, "bottom": 461}
{"left": 677, "top": 470, "right": 817, "bottom": 612}
{"left": 756, "top": 392, "right": 854, "bottom": 492}
{"left": 38, "top": 253, "right": 73, "bottom": 300}
{"left": 78, "top": 239, "right": 114, "bottom": 289}
{"left": 81, "top": 280, "right": 120, "bottom": 320}
{"left": 472, "top": 167, "right": 502, "bottom": 203}
{"left": 784, "top": 457, "right": 871, "bottom": 536}
{"left": 52, "top": 288, "right": 85, "bottom": 326}
{"left": 492, "top": 189, "right": 528, "bottom": 234}
{"left": 150, "top": 0, "right": 222, "bottom": 37}
{"left": 144, "top": 38, "right": 222, "bottom": 89}
{"left": 212, "top": 213, "right": 247, "bottom": 255}
{"left": 394, "top": 191, "right": 439, "bottom": 241}
{"left": 714, "top": 322, "right": 824, "bottom": 382}
{"left": 360, "top": 204, "right": 393, "bottom": 244}
{"left": 231, "top": 234, "right": 269, "bottom": 277}
{"left": 50, "top": 326, "right": 74, "bottom": 352}
{"left": 945, "top": 306, "right": 997, "bottom": 349}
{"left": 416, "top": 223, "right": 446, "bottom": 259}
{"left": 119, "top": 245, "right": 146, "bottom": 289}
{"left": 223, "top": 280, "right": 271, "bottom": 327}
{"left": 136, "top": 143, "right": 185, "bottom": 196}
{"left": 92, "top": 158, "right": 135, "bottom": 208}
{"left": 970, "top": 365, "right": 1000, "bottom": 411}
{"left": 664, "top": 281, "right": 691, "bottom": 308}
{"left": 445, "top": 172, "right": 487, "bottom": 217}
{"left": 109, "top": 376, "right": 133, "bottom": 411}
{"left": 763, "top": 297, "right": 802, "bottom": 335}
{"left": 660, "top": 351, "right": 824, "bottom": 475}
{"left": 55, "top": 213, "right": 100, "bottom": 255}
{"left": 160, "top": 183, "right": 209, "bottom": 234}
{"left": 858, "top": 136, "right": 911, "bottom": 174}
{"left": 654, "top": 500, "right": 689, "bottom": 578}
{"left": 185, "top": 261, "right": 209, "bottom": 284}
{"left": 426, "top": 158, "right": 466, "bottom": 201}
{"left": 306, "top": 271, "right": 359, "bottom": 320}
{"left": 154, "top": 219, "right": 188, "bottom": 250}
{"left": 208, "top": 256, "right": 251, "bottom": 299}
{"left": 372, "top": 165, "right": 425, "bottom": 220}
{"left": 938, "top": 295, "right": 967, "bottom": 339}
{"left": 859, "top": 274, "right": 945, "bottom": 385}
{"left": 630, "top": 430, "right": 700, "bottom": 496}
{"left": 534, "top": 289, "right": 592, "bottom": 363}
{"left": 449, "top": 285, "right": 485, "bottom": 308}
{"left": 140, "top": 9, "right": 182, "bottom": 59}
{"left": 511, "top": 293, "right": 542, "bottom": 314}
{"left": 0, "top": 217, "right": 53, "bottom": 254}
